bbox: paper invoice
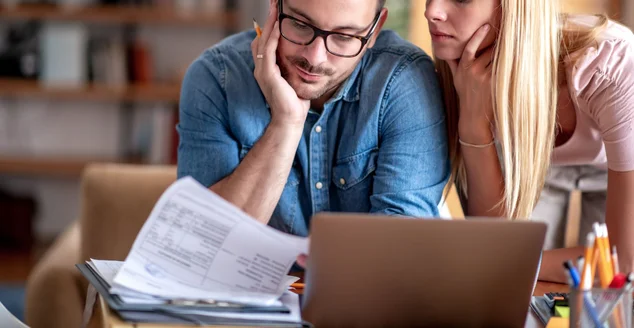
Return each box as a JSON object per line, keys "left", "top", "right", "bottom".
{"left": 111, "top": 176, "right": 308, "bottom": 306}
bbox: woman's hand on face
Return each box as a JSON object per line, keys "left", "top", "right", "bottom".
{"left": 447, "top": 24, "right": 495, "bottom": 142}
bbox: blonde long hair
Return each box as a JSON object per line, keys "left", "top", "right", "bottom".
{"left": 438, "top": 0, "right": 608, "bottom": 219}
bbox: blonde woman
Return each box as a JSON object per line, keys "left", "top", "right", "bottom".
{"left": 426, "top": 0, "right": 634, "bottom": 282}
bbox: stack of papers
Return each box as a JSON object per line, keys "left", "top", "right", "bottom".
{"left": 78, "top": 177, "right": 309, "bottom": 326}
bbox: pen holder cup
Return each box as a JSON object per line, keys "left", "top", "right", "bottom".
{"left": 569, "top": 287, "right": 633, "bottom": 328}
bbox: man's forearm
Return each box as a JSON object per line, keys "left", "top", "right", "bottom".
{"left": 211, "top": 121, "right": 303, "bottom": 224}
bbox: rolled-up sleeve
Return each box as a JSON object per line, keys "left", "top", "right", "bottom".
{"left": 177, "top": 50, "right": 240, "bottom": 187}
{"left": 370, "top": 54, "right": 450, "bottom": 217}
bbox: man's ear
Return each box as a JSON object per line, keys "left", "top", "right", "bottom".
{"left": 367, "top": 7, "right": 389, "bottom": 49}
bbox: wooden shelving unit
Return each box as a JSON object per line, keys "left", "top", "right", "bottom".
{"left": 0, "top": 78, "right": 173, "bottom": 176}
{"left": 0, "top": 156, "right": 134, "bottom": 177}
{"left": 0, "top": 78, "right": 181, "bottom": 102}
{"left": 0, "top": 3, "right": 223, "bottom": 177}
{"left": 0, "top": 3, "right": 239, "bottom": 29}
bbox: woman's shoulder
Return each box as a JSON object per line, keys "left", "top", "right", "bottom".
{"left": 566, "top": 15, "right": 633, "bottom": 44}
{"left": 565, "top": 15, "right": 634, "bottom": 99}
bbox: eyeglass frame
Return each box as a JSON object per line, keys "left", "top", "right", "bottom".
{"left": 277, "top": 0, "right": 382, "bottom": 58}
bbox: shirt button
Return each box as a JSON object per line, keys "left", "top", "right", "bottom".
{"left": 315, "top": 182, "right": 323, "bottom": 189}
{"left": 315, "top": 126, "right": 322, "bottom": 133}
{"left": 339, "top": 178, "right": 346, "bottom": 185}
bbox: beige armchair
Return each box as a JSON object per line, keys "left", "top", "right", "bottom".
{"left": 25, "top": 164, "right": 177, "bottom": 328}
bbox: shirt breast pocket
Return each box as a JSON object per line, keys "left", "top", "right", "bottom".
{"left": 331, "top": 148, "right": 378, "bottom": 211}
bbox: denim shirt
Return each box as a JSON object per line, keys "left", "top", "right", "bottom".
{"left": 177, "top": 30, "right": 449, "bottom": 237}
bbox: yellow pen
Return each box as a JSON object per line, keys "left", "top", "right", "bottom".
{"left": 253, "top": 18, "right": 262, "bottom": 38}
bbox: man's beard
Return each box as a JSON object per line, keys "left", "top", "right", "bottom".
{"left": 279, "top": 55, "right": 338, "bottom": 100}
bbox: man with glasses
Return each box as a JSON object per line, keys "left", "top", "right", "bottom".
{"left": 177, "top": 0, "right": 448, "bottom": 238}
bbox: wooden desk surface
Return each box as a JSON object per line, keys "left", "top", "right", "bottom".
{"left": 89, "top": 281, "right": 569, "bottom": 328}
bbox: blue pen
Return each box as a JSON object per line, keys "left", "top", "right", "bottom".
{"left": 565, "top": 260, "right": 582, "bottom": 286}
{"left": 564, "top": 261, "right": 604, "bottom": 327}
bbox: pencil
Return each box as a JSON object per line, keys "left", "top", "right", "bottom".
{"left": 591, "top": 244, "right": 599, "bottom": 282}
{"left": 593, "top": 223, "right": 612, "bottom": 287}
{"left": 290, "top": 283, "right": 305, "bottom": 289}
{"left": 253, "top": 18, "right": 262, "bottom": 37}
{"left": 612, "top": 245, "right": 620, "bottom": 274}
{"left": 601, "top": 224, "right": 615, "bottom": 279}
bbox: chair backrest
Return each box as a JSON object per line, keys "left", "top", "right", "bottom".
{"left": 79, "top": 163, "right": 177, "bottom": 262}
{"left": 0, "top": 302, "right": 29, "bottom": 328}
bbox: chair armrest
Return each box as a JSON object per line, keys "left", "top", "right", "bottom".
{"left": 25, "top": 222, "right": 84, "bottom": 328}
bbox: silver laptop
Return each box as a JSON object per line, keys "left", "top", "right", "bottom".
{"left": 302, "top": 213, "right": 547, "bottom": 327}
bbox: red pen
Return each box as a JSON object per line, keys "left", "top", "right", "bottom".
{"left": 608, "top": 273, "right": 627, "bottom": 289}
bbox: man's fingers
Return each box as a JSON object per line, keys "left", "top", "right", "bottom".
{"left": 264, "top": 21, "right": 280, "bottom": 59}
{"left": 251, "top": 38, "right": 260, "bottom": 63}
{"left": 297, "top": 254, "right": 307, "bottom": 268}
{"left": 257, "top": 1, "right": 279, "bottom": 55}
{"left": 254, "top": 21, "right": 280, "bottom": 77}
{"left": 460, "top": 24, "right": 490, "bottom": 66}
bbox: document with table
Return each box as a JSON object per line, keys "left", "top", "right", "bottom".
{"left": 77, "top": 176, "right": 309, "bottom": 326}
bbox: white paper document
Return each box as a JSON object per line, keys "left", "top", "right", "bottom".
{"left": 111, "top": 177, "right": 308, "bottom": 306}
{"left": 88, "top": 260, "right": 166, "bottom": 303}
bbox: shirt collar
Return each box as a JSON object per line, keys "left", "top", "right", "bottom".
{"left": 329, "top": 59, "right": 363, "bottom": 103}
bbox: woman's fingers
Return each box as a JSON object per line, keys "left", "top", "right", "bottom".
{"left": 474, "top": 46, "right": 495, "bottom": 70}
{"left": 459, "top": 24, "right": 490, "bottom": 68}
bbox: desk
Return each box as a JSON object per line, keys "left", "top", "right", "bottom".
{"left": 88, "top": 281, "right": 569, "bottom": 328}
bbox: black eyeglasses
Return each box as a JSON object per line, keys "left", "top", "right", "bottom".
{"left": 277, "top": 0, "right": 381, "bottom": 58}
